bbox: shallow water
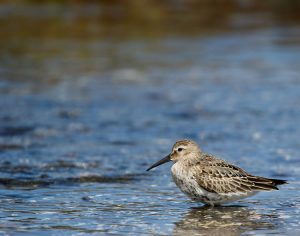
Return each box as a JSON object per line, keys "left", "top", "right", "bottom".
{"left": 1, "top": 2, "right": 300, "bottom": 235}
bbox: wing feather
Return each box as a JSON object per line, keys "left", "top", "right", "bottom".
{"left": 191, "top": 156, "right": 279, "bottom": 194}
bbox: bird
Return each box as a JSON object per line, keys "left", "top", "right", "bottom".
{"left": 146, "top": 139, "right": 287, "bottom": 206}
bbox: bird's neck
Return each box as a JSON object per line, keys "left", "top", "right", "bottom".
{"left": 179, "top": 152, "right": 202, "bottom": 166}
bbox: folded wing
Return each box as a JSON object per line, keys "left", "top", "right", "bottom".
{"left": 191, "top": 157, "right": 286, "bottom": 194}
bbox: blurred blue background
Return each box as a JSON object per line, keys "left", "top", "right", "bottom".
{"left": 0, "top": 1, "right": 300, "bottom": 235}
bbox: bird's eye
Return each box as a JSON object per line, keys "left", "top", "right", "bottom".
{"left": 178, "top": 148, "right": 183, "bottom": 152}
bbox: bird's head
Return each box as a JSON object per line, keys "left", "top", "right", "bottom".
{"left": 146, "top": 139, "right": 201, "bottom": 171}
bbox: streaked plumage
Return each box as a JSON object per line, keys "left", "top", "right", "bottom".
{"left": 147, "top": 139, "right": 287, "bottom": 206}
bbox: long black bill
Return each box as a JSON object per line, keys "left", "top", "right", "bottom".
{"left": 146, "top": 154, "right": 171, "bottom": 171}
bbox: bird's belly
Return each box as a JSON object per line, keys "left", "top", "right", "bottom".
{"left": 171, "top": 164, "right": 213, "bottom": 203}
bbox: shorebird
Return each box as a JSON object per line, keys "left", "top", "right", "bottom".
{"left": 147, "top": 139, "right": 287, "bottom": 206}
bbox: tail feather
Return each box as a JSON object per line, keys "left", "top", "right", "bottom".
{"left": 253, "top": 182, "right": 278, "bottom": 191}
{"left": 268, "top": 178, "right": 288, "bottom": 186}
{"left": 248, "top": 176, "right": 287, "bottom": 191}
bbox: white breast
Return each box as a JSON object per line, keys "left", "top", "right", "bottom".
{"left": 171, "top": 162, "right": 208, "bottom": 201}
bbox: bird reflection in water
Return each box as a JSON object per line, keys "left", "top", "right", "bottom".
{"left": 173, "top": 205, "right": 277, "bottom": 236}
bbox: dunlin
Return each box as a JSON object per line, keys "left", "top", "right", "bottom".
{"left": 147, "top": 139, "right": 287, "bottom": 206}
